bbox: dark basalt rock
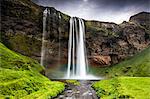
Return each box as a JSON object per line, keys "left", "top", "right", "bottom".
{"left": 1, "top": 0, "right": 150, "bottom": 68}
{"left": 129, "top": 12, "right": 150, "bottom": 30}
{"left": 1, "top": 0, "right": 70, "bottom": 64}
{"left": 85, "top": 14, "right": 150, "bottom": 67}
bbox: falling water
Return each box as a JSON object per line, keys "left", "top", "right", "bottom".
{"left": 40, "top": 8, "right": 49, "bottom": 66}
{"left": 76, "top": 19, "right": 87, "bottom": 77}
{"left": 66, "top": 17, "right": 99, "bottom": 79}
{"left": 67, "top": 17, "right": 88, "bottom": 78}
{"left": 41, "top": 9, "right": 100, "bottom": 79}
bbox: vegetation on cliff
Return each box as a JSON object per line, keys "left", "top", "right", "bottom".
{"left": 92, "top": 46, "right": 150, "bottom": 98}
{"left": 0, "top": 42, "right": 65, "bottom": 99}
{"left": 92, "top": 46, "right": 150, "bottom": 77}
{"left": 1, "top": 0, "right": 70, "bottom": 61}
{"left": 1, "top": 0, "right": 150, "bottom": 68}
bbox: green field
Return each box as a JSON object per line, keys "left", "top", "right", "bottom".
{"left": 92, "top": 46, "right": 150, "bottom": 78}
{"left": 0, "top": 42, "right": 65, "bottom": 99}
{"left": 92, "top": 46, "right": 150, "bottom": 98}
{"left": 65, "top": 80, "right": 80, "bottom": 86}
{"left": 92, "top": 77, "right": 150, "bottom": 99}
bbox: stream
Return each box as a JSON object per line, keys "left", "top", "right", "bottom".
{"left": 55, "top": 80, "right": 98, "bottom": 99}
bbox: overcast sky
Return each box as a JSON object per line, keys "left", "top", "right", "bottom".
{"left": 33, "top": 0, "right": 150, "bottom": 24}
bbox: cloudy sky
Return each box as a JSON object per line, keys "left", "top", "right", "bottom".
{"left": 33, "top": 0, "right": 150, "bottom": 24}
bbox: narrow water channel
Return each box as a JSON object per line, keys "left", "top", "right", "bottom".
{"left": 55, "top": 80, "right": 98, "bottom": 99}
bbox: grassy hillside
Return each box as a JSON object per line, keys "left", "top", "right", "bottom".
{"left": 92, "top": 47, "right": 150, "bottom": 98}
{"left": 92, "top": 77, "right": 150, "bottom": 99}
{"left": 0, "top": 42, "right": 43, "bottom": 72}
{"left": 92, "top": 46, "right": 150, "bottom": 77}
{"left": 0, "top": 42, "right": 65, "bottom": 99}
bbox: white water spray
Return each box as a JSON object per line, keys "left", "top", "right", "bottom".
{"left": 40, "top": 8, "right": 49, "bottom": 66}
{"left": 66, "top": 17, "right": 99, "bottom": 79}
{"left": 76, "top": 19, "right": 87, "bottom": 77}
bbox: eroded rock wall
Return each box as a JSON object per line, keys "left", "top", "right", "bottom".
{"left": 1, "top": 0, "right": 150, "bottom": 67}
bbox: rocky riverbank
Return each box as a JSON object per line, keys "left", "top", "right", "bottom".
{"left": 55, "top": 80, "right": 98, "bottom": 99}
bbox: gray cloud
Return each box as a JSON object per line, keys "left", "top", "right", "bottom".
{"left": 32, "top": 0, "right": 150, "bottom": 23}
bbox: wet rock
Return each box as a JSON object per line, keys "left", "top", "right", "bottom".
{"left": 59, "top": 95, "right": 64, "bottom": 98}
{"left": 55, "top": 80, "right": 98, "bottom": 99}
{"left": 66, "top": 90, "right": 72, "bottom": 93}
{"left": 88, "top": 92, "right": 93, "bottom": 96}
{"left": 76, "top": 91, "right": 80, "bottom": 94}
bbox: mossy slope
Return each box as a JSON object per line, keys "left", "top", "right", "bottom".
{"left": 0, "top": 42, "right": 43, "bottom": 72}
{"left": 93, "top": 46, "right": 150, "bottom": 77}
{"left": 93, "top": 77, "right": 150, "bottom": 99}
{"left": 0, "top": 42, "right": 65, "bottom": 99}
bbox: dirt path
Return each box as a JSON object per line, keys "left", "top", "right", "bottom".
{"left": 55, "top": 80, "right": 98, "bottom": 99}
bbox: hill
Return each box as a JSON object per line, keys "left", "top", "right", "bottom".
{"left": 0, "top": 42, "right": 65, "bottom": 98}
{"left": 91, "top": 46, "right": 150, "bottom": 77}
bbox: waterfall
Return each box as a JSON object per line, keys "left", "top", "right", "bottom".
{"left": 76, "top": 19, "right": 87, "bottom": 77}
{"left": 67, "top": 17, "right": 88, "bottom": 79}
{"left": 40, "top": 8, "right": 49, "bottom": 66}
{"left": 66, "top": 17, "right": 100, "bottom": 80}
{"left": 41, "top": 9, "right": 100, "bottom": 79}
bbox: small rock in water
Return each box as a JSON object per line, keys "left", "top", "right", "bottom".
{"left": 88, "top": 92, "right": 93, "bottom": 95}
{"left": 67, "top": 90, "right": 72, "bottom": 93}
{"left": 66, "top": 92, "right": 73, "bottom": 97}
{"left": 59, "top": 95, "right": 64, "bottom": 98}
{"left": 82, "top": 91, "right": 89, "bottom": 96}
{"left": 66, "top": 97, "right": 72, "bottom": 99}
{"left": 76, "top": 91, "right": 80, "bottom": 94}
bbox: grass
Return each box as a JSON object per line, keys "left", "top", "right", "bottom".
{"left": 92, "top": 47, "right": 150, "bottom": 99}
{"left": 92, "top": 77, "right": 150, "bottom": 99}
{"left": 91, "top": 46, "right": 150, "bottom": 78}
{"left": 65, "top": 80, "right": 80, "bottom": 86}
{"left": 0, "top": 41, "right": 43, "bottom": 72}
{"left": 0, "top": 42, "right": 65, "bottom": 99}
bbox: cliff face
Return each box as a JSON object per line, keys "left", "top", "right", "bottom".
{"left": 1, "top": 0, "right": 150, "bottom": 67}
{"left": 1, "top": 0, "right": 70, "bottom": 64}
{"left": 1, "top": 0, "right": 43, "bottom": 59}
{"left": 85, "top": 14, "right": 150, "bottom": 66}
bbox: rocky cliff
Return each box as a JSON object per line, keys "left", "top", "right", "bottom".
{"left": 1, "top": 0, "right": 70, "bottom": 66}
{"left": 85, "top": 12, "right": 150, "bottom": 66}
{"left": 1, "top": 0, "right": 150, "bottom": 67}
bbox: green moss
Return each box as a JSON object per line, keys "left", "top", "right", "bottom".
{"left": 0, "top": 42, "right": 65, "bottom": 98}
{"left": 0, "top": 42, "right": 42, "bottom": 71}
{"left": 92, "top": 77, "right": 150, "bottom": 99}
{"left": 61, "top": 13, "right": 70, "bottom": 21}
{"left": 7, "top": 34, "right": 42, "bottom": 57}
{"left": 85, "top": 22, "right": 119, "bottom": 37}
{"left": 92, "top": 46, "right": 150, "bottom": 77}
{"left": 0, "top": 69, "right": 65, "bottom": 99}
{"left": 65, "top": 80, "right": 80, "bottom": 86}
